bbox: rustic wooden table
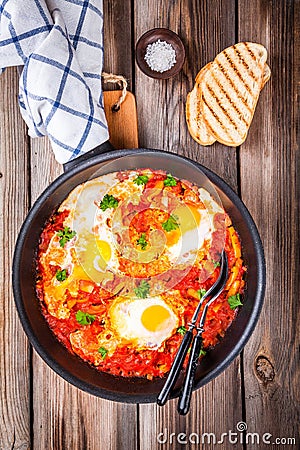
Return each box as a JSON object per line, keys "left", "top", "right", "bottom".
{"left": 0, "top": 1, "right": 299, "bottom": 449}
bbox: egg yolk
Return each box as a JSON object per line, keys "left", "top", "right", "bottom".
{"left": 174, "top": 204, "right": 201, "bottom": 232}
{"left": 96, "top": 239, "right": 112, "bottom": 266}
{"left": 141, "top": 305, "right": 171, "bottom": 332}
{"left": 165, "top": 205, "right": 201, "bottom": 247}
{"left": 74, "top": 233, "right": 115, "bottom": 285}
{"left": 78, "top": 235, "right": 112, "bottom": 269}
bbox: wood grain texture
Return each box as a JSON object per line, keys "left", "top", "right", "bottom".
{"left": 31, "top": 112, "right": 137, "bottom": 450}
{"left": 32, "top": 351, "right": 137, "bottom": 450}
{"left": 135, "top": 2, "right": 243, "bottom": 449}
{"left": 0, "top": 68, "right": 30, "bottom": 450}
{"left": 104, "top": 91, "right": 139, "bottom": 149}
{"left": 1, "top": 1, "right": 298, "bottom": 449}
{"left": 103, "top": 0, "right": 133, "bottom": 90}
{"left": 238, "top": 0, "right": 300, "bottom": 446}
{"left": 29, "top": 1, "right": 138, "bottom": 449}
{"left": 135, "top": 0, "right": 238, "bottom": 190}
{"left": 30, "top": 134, "right": 138, "bottom": 450}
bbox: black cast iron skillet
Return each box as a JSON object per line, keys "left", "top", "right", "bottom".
{"left": 12, "top": 144, "right": 266, "bottom": 403}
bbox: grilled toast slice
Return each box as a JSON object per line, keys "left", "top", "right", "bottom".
{"left": 262, "top": 63, "right": 271, "bottom": 87}
{"left": 200, "top": 42, "right": 269, "bottom": 146}
{"left": 186, "top": 43, "right": 270, "bottom": 147}
{"left": 186, "top": 63, "right": 216, "bottom": 146}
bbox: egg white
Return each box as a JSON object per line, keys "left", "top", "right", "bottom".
{"left": 41, "top": 170, "right": 226, "bottom": 320}
{"left": 109, "top": 295, "right": 179, "bottom": 349}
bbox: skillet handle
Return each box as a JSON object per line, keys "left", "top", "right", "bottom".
{"left": 177, "top": 333, "right": 203, "bottom": 415}
{"left": 63, "top": 140, "right": 114, "bottom": 172}
{"left": 157, "top": 330, "right": 193, "bottom": 406}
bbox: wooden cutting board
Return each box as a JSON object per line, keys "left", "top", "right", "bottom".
{"left": 103, "top": 90, "right": 139, "bottom": 149}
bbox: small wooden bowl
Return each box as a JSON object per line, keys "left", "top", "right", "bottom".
{"left": 135, "top": 28, "right": 185, "bottom": 79}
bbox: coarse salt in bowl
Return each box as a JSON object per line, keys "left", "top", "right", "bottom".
{"left": 136, "top": 28, "right": 185, "bottom": 79}
{"left": 144, "top": 39, "right": 177, "bottom": 73}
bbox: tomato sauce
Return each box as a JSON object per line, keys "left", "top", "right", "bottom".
{"left": 36, "top": 170, "right": 246, "bottom": 379}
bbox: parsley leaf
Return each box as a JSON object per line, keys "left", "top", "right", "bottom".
{"left": 134, "top": 280, "right": 150, "bottom": 298}
{"left": 99, "top": 194, "right": 119, "bottom": 211}
{"left": 164, "top": 173, "right": 177, "bottom": 187}
{"left": 57, "top": 226, "right": 76, "bottom": 248}
{"left": 197, "top": 288, "right": 207, "bottom": 299}
{"left": 137, "top": 233, "right": 148, "bottom": 250}
{"left": 213, "top": 260, "right": 221, "bottom": 268}
{"left": 228, "top": 293, "right": 243, "bottom": 310}
{"left": 55, "top": 269, "right": 67, "bottom": 282}
{"left": 98, "top": 347, "right": 108, "bottom": 359}
{"left": 133, "top": 175, "right": 149, "bottom": 185}
{"left": 177, "top": 326, "right": 187, "bottom": 336}
{"left": 75, "top": 310, "right": 95, "bottom": 325}
{"left": 188, "top": 347, "right": 207, "bottom": 357}
{"left": 162, "top": 215, "right": 179, "bottom": 232}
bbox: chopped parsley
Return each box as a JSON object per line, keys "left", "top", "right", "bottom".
{"left": 213, "top": 260, "right": 221, "bottom": 268}
{"left": 228, "top": 293, "right": 243, "bottom": 310}
{"left": 55, "top": 269, "right": 67, "bottom": 282}
{"left": 134, "top": 280, "right": 150, "bottom": 298}
{"left": 198, "top": 288, "right": 207, "bottom": 299}
{"left": 98, "top": 347, "right": 108, "bottom": 359}
{"left": 75, "top": 310, "right": 95, "bottom": 325}
{"left": 133, "top": 175, "right": 149, "bottom": 185}
{"left": 57, "top": 226, "right": 76, "bottom": 248}
{"left": 162, "top": 215, "right": 179, "bottom": 232}
{"left": 164, "top": 173, "right": 177, "bottom": 187}
{"left": 177, "top": 326, "right": 187, "bottom": 336}
{"left": 99, "top": 194, "right": 119, "bottom": 211}
{"left": 187, "top": 347, "right": 207, "bottom": 357}
{"left": 136, "top": 233, "right": 148, "bottom": 250}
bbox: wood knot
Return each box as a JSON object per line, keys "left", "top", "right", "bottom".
{"left": 255, "top": 355, "right": 275, "bottom": 384}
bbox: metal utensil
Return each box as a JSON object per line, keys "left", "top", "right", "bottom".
{"left": 157, "top": 251, "right": 228, "bottom": 407}
{"left": 13, "top": 148, "right": 265, "bottom": 402}
{"left": 177, "top": 251, "right": 228, "bottom": 415}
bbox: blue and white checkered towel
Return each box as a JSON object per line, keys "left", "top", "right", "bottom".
{"left": 0, "top": 0, "right": 109, "bottom": 164}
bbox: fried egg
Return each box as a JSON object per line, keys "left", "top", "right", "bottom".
{"left": 39, "top": 170, "right": 225, "bottom": 320}
{"left": 162, "top": 189, "right": 224, "bottom": 266}
{"left": 163, "top": 203, "right": 211, "bottom": 264}
{"left": 73, "top": 174, "right": 144, "bottom": 277}
{"left": 109, "top": 296, "right": 179, "bottom": 349}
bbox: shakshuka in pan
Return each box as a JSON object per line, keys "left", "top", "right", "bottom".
{"left": 36, "top": 168, "right": 246, "bottom": 379}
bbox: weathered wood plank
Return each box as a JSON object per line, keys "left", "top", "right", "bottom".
{"left": 135, "top": 2, "right": 243, "bottom": 449}
{"left": 238, "top": 0, "right": 300, "bottom": 446}
{"left": 135, "top": 0, "right": 238, "bottom": 189}
{"left": 32, "top": 349, "right": 137, "bottom": 450}
{"left": 0, "top": 67, "right": 31, "bottom": 450}
{"left": 103, "top": 0, "right": 133, "bottom": 90}
{"left": 30, "top": 1, "right": 138, "bottom": 449}
{"left": 30, "top": 130, "right": 138, "bottom": 450}
{"left": 1, "top": 1, "right": 297, "bottom": 449}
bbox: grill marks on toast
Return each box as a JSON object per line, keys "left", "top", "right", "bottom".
{"left": 211, "top": 69, "right": 252, "bottom": 120}
{"left": 244, "top": 42, "right": 265, "bottom": 69}
{"left": 186, "top": 42, "right": 270, "bottom": 147}
{"left": 203, "top": 83, "right": 244, "bottom": 139}
{"left": 201, "top": 43, "right": 268, "bottom": 145}
{"left": 213, "top": 59, "right": 253, "bottom": 114}
{"left": 233, "top": 44, "right": 260, "bottom": 82}
{"left": 222, "top": 49, "right": 255, "bottom": 98}
{"left": 202, "top": 92, "right": 234, "bottom": 141}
